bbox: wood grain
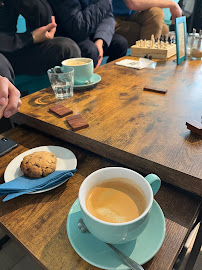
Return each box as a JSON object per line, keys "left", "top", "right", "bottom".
{"left": 0, "top": 126, "right": 201, "bottom": 270}
{"left": 10, "top": 57, "right": 202, "bottom": 196}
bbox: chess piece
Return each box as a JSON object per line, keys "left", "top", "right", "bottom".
{"left": 140, "top": 39, "right": 143, "bottom": 47}
{"left": 151, "top": 35, "right": 155, "bottom": 48}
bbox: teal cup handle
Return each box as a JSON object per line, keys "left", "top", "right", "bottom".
{"left": 145, "top": 174, "right": 161, "bottom": 196}
{"left": 53, "top": 66, "right": 63, "bottom": 73}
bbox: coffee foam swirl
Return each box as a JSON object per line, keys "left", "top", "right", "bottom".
{"left": 96, "top": 208, "right": 127, "bottom": 223}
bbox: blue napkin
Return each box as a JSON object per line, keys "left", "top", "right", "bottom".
{"left": 0, "top": 170, "right": 76, "bottom": 202}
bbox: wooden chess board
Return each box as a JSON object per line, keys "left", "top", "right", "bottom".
{"left": 131, "top": 39, "right": 176, "bottom": 59}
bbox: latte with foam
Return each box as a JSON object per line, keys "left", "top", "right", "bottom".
{"left": 63, "top": 60, "right": 89, "bottom": 66}
{"left": 86, "top": 178, "right": 146, "bottom": 223}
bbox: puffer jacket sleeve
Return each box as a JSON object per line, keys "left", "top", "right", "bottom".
{"left": 93, "top": 11, "right": 115, "bottom": 47}
{"left": 48, "top": 0, "right": 112, "bottom": 42}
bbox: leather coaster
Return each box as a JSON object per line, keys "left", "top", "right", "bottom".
{"left": 49, "top": 104, "right": 73, "bottom": 117}
{"left": 143, "top": 86, "right": 168, "bottom": 94}
{"left": 66, "top": 114, "right": 89, "bottom": 131}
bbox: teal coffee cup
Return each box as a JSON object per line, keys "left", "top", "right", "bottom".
{"left": 79, "top": 167, "right": 161, "bottom": 244}
{"left": 61, "top": 58, "right": 93, "bottom": 85}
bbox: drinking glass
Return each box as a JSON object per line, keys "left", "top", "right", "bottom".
{"left": 47, "top": 66, "right": 74, "bottom": 99}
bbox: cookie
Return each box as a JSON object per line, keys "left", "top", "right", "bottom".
{"left": 20, "top": 151, "right": 57, "bottom": 178}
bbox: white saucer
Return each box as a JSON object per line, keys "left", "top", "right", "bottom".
{"left": 4, "top": 146, "right": 77, "bottom": 194}
{"left": 74, "top": 73, "right": 101, "bottom": 89}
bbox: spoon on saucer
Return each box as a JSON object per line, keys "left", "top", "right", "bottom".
{"left": 78, "top": 218, "right": 144, "bottom": 270}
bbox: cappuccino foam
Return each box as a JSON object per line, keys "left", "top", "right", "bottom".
{"left": 86, "top": 178, "right": 146, "bottom": 223}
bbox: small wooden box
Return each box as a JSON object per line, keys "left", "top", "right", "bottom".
{"left": 131, "top": 42, "right": 176, "bottom": 59}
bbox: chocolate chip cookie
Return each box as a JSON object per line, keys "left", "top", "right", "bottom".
{"left": 20, "top": 151, "right": 57, "bottom": 178}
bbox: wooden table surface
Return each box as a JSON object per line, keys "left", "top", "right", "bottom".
{"left": 0, "top": 126, "right": 201, "bottom": 270}
{"left": 11, "top": 57, "right": 202, "bottom": 196}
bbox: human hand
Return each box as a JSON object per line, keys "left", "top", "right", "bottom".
{"left": 170, "top": 2, "right": 182, "bottom": 24}
{"left": 32, "top": 16, "right": 57, "bottom": 44}
{"left": 0, "top": 76, "right": 21, "bottom": 119}
{"left": 95, "top": 39, "right": 104, "bottom": 68}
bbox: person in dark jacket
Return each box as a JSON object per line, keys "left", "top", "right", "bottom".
{"left": 47, "top": 0, "right": 128, "bottom": 67}
{"left": 0, "top": 0, "right": 81, "bottom": 84}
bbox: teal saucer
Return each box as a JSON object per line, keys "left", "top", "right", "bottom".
{"left": 73, "top": 73, "right": 101, "bottom": 89}
{"left": 66, "top": 199, "right": 166, "bottom": 269}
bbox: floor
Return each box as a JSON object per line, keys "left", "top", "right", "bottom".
{"left": 177, "top": 223, "right": 202, "bottom": 270}
{"left": 0, "top": 223, "right": 201, "bottom": 270}
{"left": 0, "top": 226, "right": 41, "bottom": 270}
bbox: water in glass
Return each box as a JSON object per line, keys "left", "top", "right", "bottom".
{"left": 52, "top": 81, "right": 73, "bottom": 99}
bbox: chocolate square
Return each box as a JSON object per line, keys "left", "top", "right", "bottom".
{"left": 49, "top": 105, "right": 73, "bottom": 117}
{"left": 66, "top": 114, "right": 89, "bottom": 131}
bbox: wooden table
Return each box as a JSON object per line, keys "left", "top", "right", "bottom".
{"left": 11, "top": 57, "right": 202, "bottom": 196}
{"left": 0, "top": 126, "right": 201, "bottom": 270}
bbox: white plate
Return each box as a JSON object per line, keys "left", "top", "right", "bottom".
{"left": 4, "top": 146, "right": 77, "bottom": 194}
